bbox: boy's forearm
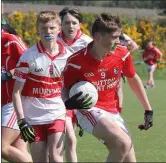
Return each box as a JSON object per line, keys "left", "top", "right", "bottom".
{"left": 12, "top": 81, "right": 25, "bottom": 120}
{"left": 116, "top": 80, "right": 123, "bottom": 108}
{"left": 13, "top": 92, "right": 25, "bottom": 120}
{"left": 129, "top": 43, "right": 138, "bottom": 53}
{"left": 127, "top": 74, "right": 152, "bottom": 111}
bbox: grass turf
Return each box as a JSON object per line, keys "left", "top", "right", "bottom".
{"left": 2, "top": 80, "right": 166, "bottom": 162}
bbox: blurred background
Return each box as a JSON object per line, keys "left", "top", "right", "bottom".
{"left": 2, "top": 0, "right": 166, "bottom": 78}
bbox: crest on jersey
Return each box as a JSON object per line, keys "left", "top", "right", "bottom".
{"left": 113, "top": 68, "right": 119, "bottom": 74}
{"left": 49, "top": 65, "right": 54, "bottom": 75}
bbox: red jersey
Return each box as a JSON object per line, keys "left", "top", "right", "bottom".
{"left": 1, "top": 31, "right": 27, "bottom": 105}
{"left": 142, "top": 46, "right": 161, "bottom": 65}
{"left": 63, "top": 43, "right": 136, "bottom": 113}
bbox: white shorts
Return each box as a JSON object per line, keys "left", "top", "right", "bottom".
{"left": 147, "top": 64, "right": 157, "bottom": 71}
{"left": 76, "top": 107, "right": 129, "bottom": 138}
{"left": 2, "top": 103, "right": 19, "bottom": 130}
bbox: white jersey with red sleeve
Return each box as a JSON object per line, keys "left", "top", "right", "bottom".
{"left": 13, "top": 40, "right": 72, "bottom": 125}
{"left": 1, "top": 31, "right": 28, "bottom": 105}
{"left": 63, "top": 43, "right": 136, "bottom": 113}
{"left": 57, "top": 30, "right": 92, "bottom": 54}
{"left": 120, "top": 34, "right": 135, "bottom": 47}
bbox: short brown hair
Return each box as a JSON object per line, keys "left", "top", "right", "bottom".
{"left": 37, "top": 10, "right": 61, "bottom": 26}
{"left": 92, "top": 13, "right": 122, "bottom": 37}
{"left": 142, "top": 38, "right": 154, "bottom": 49}
{"left": 59, "top": 7, "right": 82, "bottom": 23}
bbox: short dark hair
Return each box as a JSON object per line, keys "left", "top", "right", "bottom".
{"left": 92, "top": 13, "right": 122, "bottom": 37}
{"left": 142, "top": 38, "right": 154, "bottom": 49}
{"left": 119, "top": 33, "right": 125, "bottom": 41}
{"left": 145, "top": 38, "right": 153, "bottom": 43}
{"left": 59, "top": 7, "right": 82, "bottom": 23}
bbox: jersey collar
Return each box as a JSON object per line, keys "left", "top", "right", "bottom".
{"left": 84, "top": 41, "right": 115, "bottom": 64}
{"left": 84, "top": 41, "right": 103, "bottom": 64}
{"left": 59, "top": 29, "right": 82, "bottom": 46}
{"left": 37, "top": 40, "right": 66, "bottom": 60}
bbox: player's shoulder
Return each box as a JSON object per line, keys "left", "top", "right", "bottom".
{"left": 116, "top": 44, "right": 129, "bottom": 53}
{"left": 58, "top": 47, "right": 73, "bottom": 59}
{"left": 152, "top": 46, "right": 160, "bottom": 53}
{"left": 123, "top": 34, "right": 132, "bottom": 41}
{"left": 2, "top": 31, "right": 13, "bottom": 38}
{"left": 115, "top": 45, "right": 130, "bottom": 60}
{"left": 80, "top": 33, "right": 93, "bottom": 42}
{"left": 2, "top": 32, "right": 16, "bottom": 42}
{"left": 67, "top": 47, "right": 86, "bottom": 63}
{"left": 20, "top": 44, "right": 37, "bottom": 60}
{"left": 2, "top": 32, "right": 20, "bottom": 41}
{"left": 2, "top": 32, "right": 27, "bottom": 48}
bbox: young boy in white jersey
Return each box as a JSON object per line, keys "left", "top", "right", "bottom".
{"left": 120, "top": 33, "right": 138, "bottom": 53}
{"left": 12, "top": 11, "right": 72, "bottom": 162}
{"left": 62, "top": 13, "right": 153, "bottom": 162}
{"left": 58, "top": 7, "right": 92, "bottom": 162}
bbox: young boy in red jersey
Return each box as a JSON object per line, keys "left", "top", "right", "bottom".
{"left": 142, "top": 39, "right": 162, "bottom": 88}
{"left": 62, "top": 13, "right": 153, "bottom": 162}
{"left": 1, "top": 22, "right": 32, "bottom": 162}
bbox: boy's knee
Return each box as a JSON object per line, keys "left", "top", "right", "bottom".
{"left": 49, "top": 154, "right": 63, "bottom": 162}
{"left": 119, "top": 138, "right": 132, "bottom": 155}
{"left": 106, "top": 134, "right": 132, "bottom": 156}
{"left": 115, "top": 133, "right": 132, "bottom": 157}
{"left": 66, "top": 133, "right": 77, "bottom": 147}
{"left": 2, "top": 145, "right": 9, "bottom": 157}
{"left": 66, "top": 138, "right": 77, "bottom": 149}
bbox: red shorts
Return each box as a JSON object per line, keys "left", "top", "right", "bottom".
{"left": 66, "top": 110, "right": 77, "bottom": 124}
{"left": 32, "top": 119, "right": 66, "bottom": 142}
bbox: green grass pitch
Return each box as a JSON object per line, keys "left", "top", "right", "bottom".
{"left": 2, "top": 80, "right": 166, "bottom": 162}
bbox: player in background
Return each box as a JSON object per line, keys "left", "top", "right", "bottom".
{"left": 142, "top": 39, "right": 163, "bottom": 88}
{"left": 12, "top": 11, "right": 72, "bottom": 162}
{"left": 1, "top": 22, "right": 32, "bottom": 162}
{"left": 62, "top": 13, "right": 153, "bottom": 162}
{"left": 58, "top": 7, "right": 92, "bottom": 162}
{"left": 116, "top": 33, "right": 139, "bottom": 113}
{"left": 119, "top": 33, "right": 139, "bottom": 53}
